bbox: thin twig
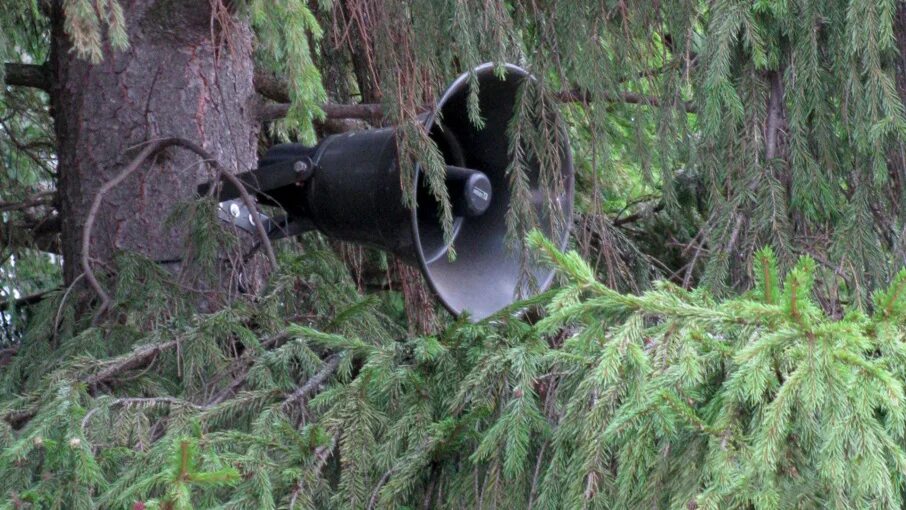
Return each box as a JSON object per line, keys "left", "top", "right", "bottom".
{"left": 368, "top": 468, "right": 396, "bottom": 510}
{"left": 526, "top": 441, "right": 548, "bottom": 510}
{"left": 53, "top": 272, "right": 86, "bottom": 341}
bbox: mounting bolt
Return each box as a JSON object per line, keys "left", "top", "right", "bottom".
{"left": 229, "top": 203, "right": 241, "bottom": 218}
{"left": 293, "top": 158, "right": 315, "bottom": 181}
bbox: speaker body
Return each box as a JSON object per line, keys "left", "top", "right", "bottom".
{"left": 262, "top": 128, "right": 411, "bottom": 256}
{"left": 259, "top": 63, "right": 574, "bottom": 321}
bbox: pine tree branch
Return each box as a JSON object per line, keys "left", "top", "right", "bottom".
{"left": 254, "top": 72, "right": 291, "bottom": 103}
{"left": 0, "top": 289, "right": 53, "bottom": 311}
{"left": 0, "top": 191, "right": 55, "bottom": 212}
{"left": 0, "top": 118, "right": 56, "bottom": 177}
{"left": 526, "top": 440, "right": 548, "bottom": 510}
{"left": 205, "top": 330, "right": 294, "bottom": 405}
{"left": 554, "top": 89, "right": 696, "bottom": 112}
{"left": 81, "top": 397, "right": 208, "bottom": 432}
{"left": 289, "top": 436, "right": 337, "bottom": 508}
{"left": 281, "top": 354, "right": 341, "bottom": 412}
{"left": 256, "top": 100, "right": 385, "bottom": 123}
{"left": 2, "top": 63, "right": 50, "bottom": 91}
{"left": 368, "top": 468, "right": 396, "bottom": 510}
{"left": 3, "top": 324, "right": 326, "bottom": 428}
{"left": 0, "top": 213, "right": 61, "bottom": 253}
{"left": 0, "top": 346, "right": 18, "bottom": 368}
{"left": 253, "top": 71, "right": 695, "bottom": 122}
{"left": 6, "top": 339, "right": 204, "bottom": 428}
{"left": 85, "top": 339, "right": 180, "bottom": 388}
{"left": 3, "top": 339, "right": 179, "bottom": 428}
{"left": 613, "top": 202, "right": 665, "bottom": 226}
{"left": 765, "top": 71, "right": 785, "bottom": 162}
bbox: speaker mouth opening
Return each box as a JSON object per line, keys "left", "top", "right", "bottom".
{"left": 410, "top": 63, "right": 575, "bottom": 321}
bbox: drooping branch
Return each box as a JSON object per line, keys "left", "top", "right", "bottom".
{"left": 3, "top": 63, "right": 50, "bottom": 90}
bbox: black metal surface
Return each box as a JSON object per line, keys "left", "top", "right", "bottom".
{"left": 444, "top": 165, "right": 492, "bottom": 217}
{"left": 197, "top": 155, "right": 314, "bottom": 203}
{"left": 261, "top": 128, "right": 412, "bottom": 254}
{"left": 207, "top": 63, "right": 574, "bottom": 322}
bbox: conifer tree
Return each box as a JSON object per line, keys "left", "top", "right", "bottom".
{"left": 3, "top": 1, "right": 906, "bottom": 508}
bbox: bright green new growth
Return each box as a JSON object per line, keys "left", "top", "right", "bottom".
{"left": 247, "top": 0, "right": 328, "bottom": 144}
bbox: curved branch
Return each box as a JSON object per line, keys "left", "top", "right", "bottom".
{"left": 82, "top": 137, "right": 278, "bottom": 314}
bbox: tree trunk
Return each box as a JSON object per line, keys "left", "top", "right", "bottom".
{"left": 50, "top": 1, "right": 258, "bottom": 286}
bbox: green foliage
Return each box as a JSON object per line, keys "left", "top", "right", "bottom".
{"left": 6, "top": 0, "right": 906, "bottom": 507}
{"left": 6, "top": 235, "right": 906, "bottom": 507}
{"left": 247, "top": 0, "right": 328, "bottom": 144}
{"left": 0, "top": 240, "right": 405, "bottom": 508}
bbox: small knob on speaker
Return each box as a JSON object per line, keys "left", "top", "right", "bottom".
{"left": 461, "top": 172, "right": 492, "bottom": 216}
{"left": 445, "top": 165, "right": 493, "bottom": 217}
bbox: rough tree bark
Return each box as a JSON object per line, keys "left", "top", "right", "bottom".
{"left": 50, "top": 1, "right": 258, "bottom": 286}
